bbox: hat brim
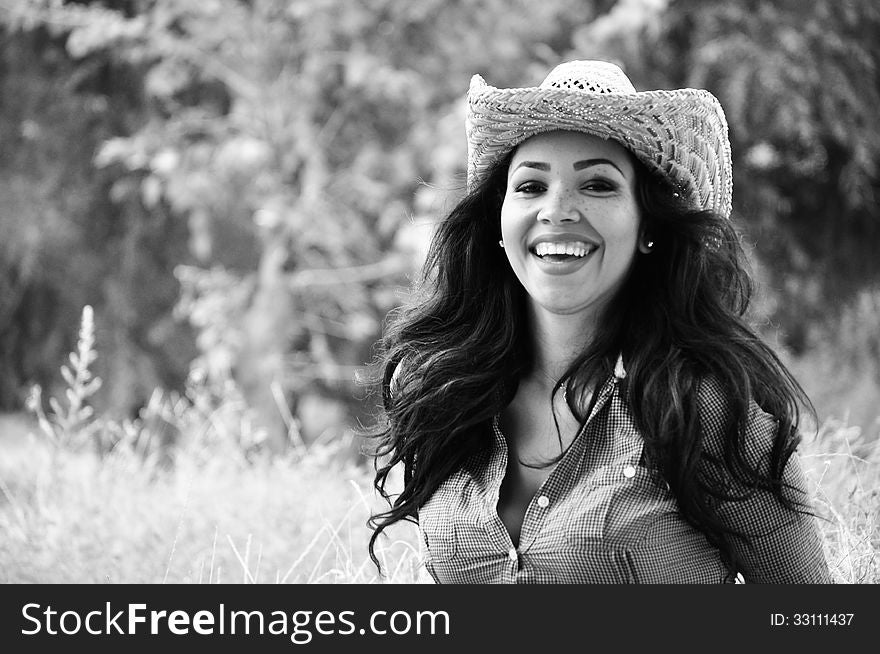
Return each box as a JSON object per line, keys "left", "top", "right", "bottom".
{"left": 466, "top": 75, "right": 732, "bottom": 218}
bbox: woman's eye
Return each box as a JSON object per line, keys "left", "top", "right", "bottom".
{"left": 583, "top": 179, "right": 616, "bottom": 192}
{"left": 514, "top": 182, "right": 545, "bottom": 194}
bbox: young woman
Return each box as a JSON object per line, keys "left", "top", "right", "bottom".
{"left": 367, "top": 61, "right": 831, "bottom": 583}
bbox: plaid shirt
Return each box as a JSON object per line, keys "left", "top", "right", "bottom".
{"left": 418, "top": 360, "right": 831, "bottom": 584}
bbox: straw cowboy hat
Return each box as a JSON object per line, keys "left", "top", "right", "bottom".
{"left": 465, "top": 60, "right": 733, "bottom": 219}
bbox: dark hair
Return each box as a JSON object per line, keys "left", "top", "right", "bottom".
{"left": 365, "top": 151, "right": 815, "bottom": 579}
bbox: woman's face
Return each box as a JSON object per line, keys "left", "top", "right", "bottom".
{"left": 500, "top": 130, "right": 642, "bottom": 322}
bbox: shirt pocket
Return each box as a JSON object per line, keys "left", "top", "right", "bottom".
{"left": 564, "top": 463, "right": 676, "bottom": 549}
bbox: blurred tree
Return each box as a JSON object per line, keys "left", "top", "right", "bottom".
{"left": 565, "top": 0, "right": 880, "bottom": 429}
{"left": 3, "top": 0, "right": 601, "bottom": 451}
{"left": 667, "top": 0, "right": 879, "bottom": 353}
{"left": 0, "top": 3, "right": 195, "bottom": 416}
{"left": 3, "top": 0, "right": 878, "bottom": 447}
{"left": 569, "top": 0, "right": 880, "bottom": 351}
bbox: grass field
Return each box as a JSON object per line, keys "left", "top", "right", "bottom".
{"left": 0, "top": 416, "right": 424, "bottom": 584}
{"left": 1, "top": 408, "right": 877, "bottom": 584}
{"left": 1, "top": 308, "right": 877, "bottom": 584}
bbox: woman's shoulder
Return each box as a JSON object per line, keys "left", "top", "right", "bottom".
{"left": 696, "top": 373, "right": 777, "bottom": 422}
{"left": 695, "top": 374, "right": 781, "bottom": 461}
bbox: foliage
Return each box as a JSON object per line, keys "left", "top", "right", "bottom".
{"left": 26, "top": 305, "right": 102, "bottom": 450}
{"left": 2, "top": 0, "right": 608, "bottom": 449}
{"left": 559, "top": 0, "right": 880, "bottom": 427}
{"left": 23, "top": 298, "right": 343, "bottom": 466}
{"left": 1, "top": 0, "right": 879, "bottom": 445}
{"left": 1, "top": 301, "right": 422, "bottom": 583}
{"left": 0, "top": 3, "right": 195, "bottom": 417}
{"left": 646, "top": 0, "right": 880, "bottom": 354}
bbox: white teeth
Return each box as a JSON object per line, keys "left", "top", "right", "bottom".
{"left": 533, "top": 241, "right": 593, "bottom": 257}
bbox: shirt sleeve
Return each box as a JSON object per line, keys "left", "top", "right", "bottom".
{"left": 702, "top": 396, "right": 832, "bottom": 583}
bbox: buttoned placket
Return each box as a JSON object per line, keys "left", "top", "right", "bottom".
{"left": 486, "top": 423, "right": 520, "bottom": 574}
{"left": 500, "top": 356, "right": 629, "bottom": 566}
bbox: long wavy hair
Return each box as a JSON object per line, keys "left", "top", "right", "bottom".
{"left": 365, "top": 149, "right": 815, "bottom": 579}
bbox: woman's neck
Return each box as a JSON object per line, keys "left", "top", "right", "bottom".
{"left": 526, "top": 305, "right": 598, "bottom": 388}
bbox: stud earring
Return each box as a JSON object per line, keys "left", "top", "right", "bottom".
{"left": 498, "top": 240, "right": 505, "bottom": 248}
{"left": 646, "top": 240, "right": 654, "bottom": 250}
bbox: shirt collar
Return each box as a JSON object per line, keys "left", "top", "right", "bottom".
{"left": 613, "top": 353, "right": 627, "bottom": 381}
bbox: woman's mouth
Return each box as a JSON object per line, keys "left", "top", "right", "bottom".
{"left": 530, "top": 240, "right": 597, "bottom": 263}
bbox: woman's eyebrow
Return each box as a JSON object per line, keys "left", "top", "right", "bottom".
{"left": 512, "top": 161, "right": 550, "bottom": 172}
{"left": 573, "top": 158, "right": 624, "bottom": 174}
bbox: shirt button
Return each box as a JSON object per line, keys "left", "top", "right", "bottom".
{"left": 536, "top": 495, "right": 550, "bottom": 508}
{"left": 508, "top": 547, "right": 518, "bottom": 561}
{"left": 623, "top": 465, "right": 636, "bottom": 479}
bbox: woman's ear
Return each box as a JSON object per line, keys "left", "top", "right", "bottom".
{"left": 638, "top": 232, "right": 655, "bottom": 254}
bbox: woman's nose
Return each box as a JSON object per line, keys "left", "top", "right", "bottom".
{"left": 537, "top": 189, "right": 580, "bottom": 224}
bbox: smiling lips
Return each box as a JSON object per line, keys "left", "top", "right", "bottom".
{"left": 531, "top": 240, "right": 597, "bottom": 259}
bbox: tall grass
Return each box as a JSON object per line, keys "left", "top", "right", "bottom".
{"left": 0, "top": 434, "right": 424, "bottom": 584}
{"left": 1, "top": 307, "right": 877, "bottom": 583}
{"left": 1, "top": 307, "right": 424, "bottom": 584}
{"left": 798, "top": 418, "right": 880, "bottom": 583}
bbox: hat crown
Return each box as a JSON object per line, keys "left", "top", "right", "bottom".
{"left": 540, "top": 60, "right": 636, "bottom": 94}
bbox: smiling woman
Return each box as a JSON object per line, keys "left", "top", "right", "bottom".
{"left": 501, "top": 131, "right": 641, "bottom": 324}
{"left": 365, "top": 61, "right": 831, "bottom": 584}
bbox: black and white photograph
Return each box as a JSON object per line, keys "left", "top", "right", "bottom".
{"left": 1, "top": 0, "right": 877, "bottom": 646}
